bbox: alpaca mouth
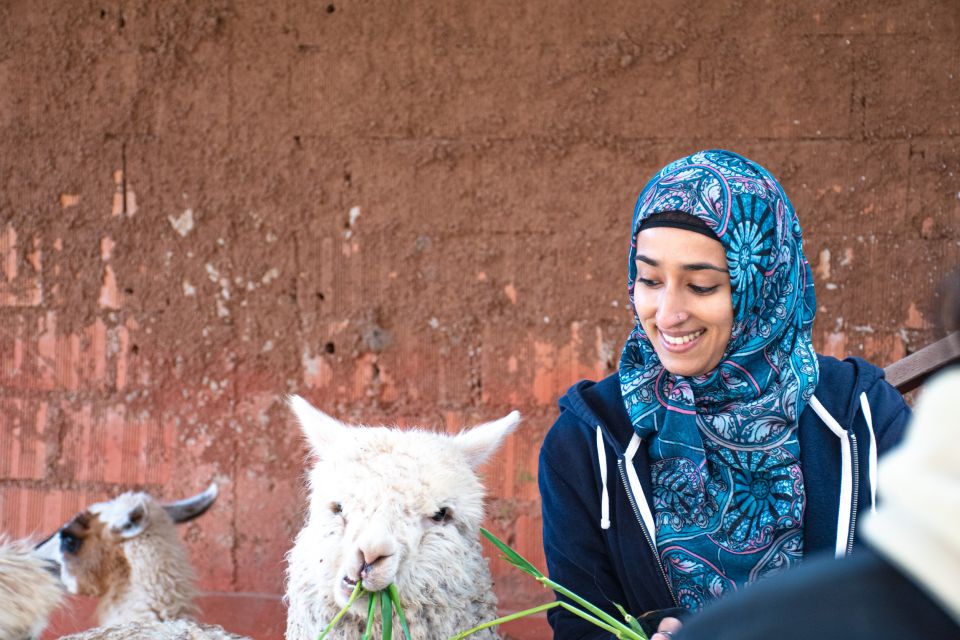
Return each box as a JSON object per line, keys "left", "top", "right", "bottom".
{"left": 339, "top": 573, "right": 392, "bottom": 601}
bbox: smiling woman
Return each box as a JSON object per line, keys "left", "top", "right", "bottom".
{"left": 538, "top": 149, "right": 914, "bottom": 640}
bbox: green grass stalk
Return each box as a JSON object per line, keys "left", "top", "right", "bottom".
{"left": 449, "top": 601, "right": 561, "bottom": 640}
{"left": 481, "top": 528, "right": 645, "bottom": 639}
{"left": 318, "top": 582, "right": 365, "bottom": 640}
{"left": 387, "top": 584, "right": 413, "bottom": 640}
{"left": 380, "top": 590, "right": 394, "bottom": 640}
{"left": 361, "top": 593, "right": 378, "bottom": 640}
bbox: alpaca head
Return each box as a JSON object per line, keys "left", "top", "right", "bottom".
{"left": 287, "top": 396, "right": 519, "bottom": 611}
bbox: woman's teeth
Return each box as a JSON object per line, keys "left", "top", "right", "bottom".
{"left": 662, "top": 330, "right": 704, "bottom": 345}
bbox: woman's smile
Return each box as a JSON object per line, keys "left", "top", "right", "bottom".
{"left": 657, "top": 328, "right": 706, "bottom": 350}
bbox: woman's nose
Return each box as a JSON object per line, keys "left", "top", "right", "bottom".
{"left": 656, "top": 289, "right": 689, "bottom": 327}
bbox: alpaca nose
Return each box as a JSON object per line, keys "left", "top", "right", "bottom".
{"left": 358, "top": 550, "right": 393, "bottom": 579}
{"left": 357, "top": 539, "right": 396, "bottom": 579}
{"left": 359, "top": 559, "right": 378, "bottom": 579}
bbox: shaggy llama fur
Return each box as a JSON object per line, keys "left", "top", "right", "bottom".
{"left": 285, "top": 396, "right": 520, "bottom": 640}
{"left": 0, "top": 536, "right": 64, "bottom": 640}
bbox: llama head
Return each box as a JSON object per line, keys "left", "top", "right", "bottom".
{"left": 287, "top": 395, "right": 519, "bottom": 611}
{"left": 34, "top": 484, "right": 217, "bottom": 598}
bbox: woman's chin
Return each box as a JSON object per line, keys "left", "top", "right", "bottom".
{"left": 663, "top": 362, "right": 706, "bottom": 377}
{"left": 657, "top": 351, "right": 715, "bottom": 377}
{"left": 653, "top": 337, "right": 723, "bottom": 377}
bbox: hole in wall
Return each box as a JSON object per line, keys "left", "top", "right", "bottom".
{"left": 324, "top": 342, "right": 335, "bottom": 354}
{"left": 326, "top": 4, "right": 336, "bottom": 14}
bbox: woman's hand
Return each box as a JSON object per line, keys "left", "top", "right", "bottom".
{"left": 651, "top": 616, "right": 682, "bottom": 639}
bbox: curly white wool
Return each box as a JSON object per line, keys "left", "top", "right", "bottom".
{"left": 284, "top": 396, "right": 520, "bottom": 640}
{"left": 59, "top": 618, "right": 250, "bottom": 640}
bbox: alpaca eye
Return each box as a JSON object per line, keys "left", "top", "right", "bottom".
{"left": 330, "top": 502, "right": 343, "bottom": 515}
{"left": 431, "top": 507, "right": 449, "bottom": 523}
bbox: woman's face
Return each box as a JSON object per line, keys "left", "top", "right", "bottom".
{"left": 633, "top": 227, "right": 734, "bottom": 377}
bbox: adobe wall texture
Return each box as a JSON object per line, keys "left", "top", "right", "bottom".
{"left": 1, "top": 1, "right": 957, "bottom": 638}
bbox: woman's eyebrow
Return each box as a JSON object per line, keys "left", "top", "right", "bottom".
{"left": 685, "top": 262, "right": 728, "bottom": 273}
{"left": 636, "top": 254, "right": 728, "bottom": 273}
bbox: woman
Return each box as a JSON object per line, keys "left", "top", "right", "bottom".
{"left": 538, "top": 150, "right": 911, "bottom": 639}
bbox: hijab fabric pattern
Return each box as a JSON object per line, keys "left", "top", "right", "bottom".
{"left": 619, "top": 150, "right": 819, "bottom": 611}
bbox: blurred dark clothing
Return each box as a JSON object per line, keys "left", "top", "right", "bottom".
{"left": 676, "top": 545, "right": 959, "bottom": 640}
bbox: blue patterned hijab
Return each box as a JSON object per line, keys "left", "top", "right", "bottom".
{"left": 618, "top": 150, "right": 819, "bottom": 610}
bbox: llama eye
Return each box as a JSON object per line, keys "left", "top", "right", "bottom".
{"left": 431, "top": 507, "right": 449, "bottom": 523}
{"left": 330, "top": 502, "right": 343, "bottom": 515}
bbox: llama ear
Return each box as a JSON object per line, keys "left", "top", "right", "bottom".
{"left": 288, "top": 395, "right": 347, "bottom": 455}
{"left": 117, "top": 502, "right": 149, "bottom": 539}
{"left": 90, "top": 493, "right": 151, "bottom": 539}
{"left": 454, "top": 410, "right": 520, "bottom": 469}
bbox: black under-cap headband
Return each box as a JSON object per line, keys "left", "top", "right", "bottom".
{"left": 636, "top": 211, "right": 721, "bottom": 243}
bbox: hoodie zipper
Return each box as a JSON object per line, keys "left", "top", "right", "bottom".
{"left": 617, "top": 458, "right": 679, "bottom": 607}
{"left": 845, "top": 432, "right": 861, "bottom": 555}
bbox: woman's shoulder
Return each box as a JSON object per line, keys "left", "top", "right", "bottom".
{"left": 814, "top": 354, "right": 895, "bottom": 404}
{"left": 815, "top": 353, "right": 887, "bottom": 388}
{"left": 810, "top": 353, "right": 909, "bottom": 431}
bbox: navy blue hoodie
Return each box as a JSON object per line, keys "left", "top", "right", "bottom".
{"left": 539, "top": 355, "right": 910, "bottom": 640}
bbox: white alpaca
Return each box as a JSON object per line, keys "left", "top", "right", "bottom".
{"left": 35, "top": 484, "right": 248, "bottom": 639}
{"left": 284, "top": 396, "right": 520, "bottom": 640}
{"left": 0, "top": 536, "right": 65, "bottom": 640}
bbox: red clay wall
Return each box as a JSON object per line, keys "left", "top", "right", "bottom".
{"left": 1, "top": 1, "right": 957, "bottom": 638}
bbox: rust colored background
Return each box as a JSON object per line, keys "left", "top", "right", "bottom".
{"left": 1, "top": 1, "right": 958, "bottom": 638}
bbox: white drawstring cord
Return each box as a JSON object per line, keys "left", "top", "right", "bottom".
{"left": 596, "top": 426, "right": 611, "bottom": 529}
{"left": 624, "top": 434, "right": 657, "bottom": 544}
{"left": 808, "top": 395, "right": 852, "bottom": 558}
{"left": 859, "top": 392, "right": 878, "bottom": 515}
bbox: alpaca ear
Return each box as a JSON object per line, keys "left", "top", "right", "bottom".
{"left": 454, "top": 411, "right": 520, "bottom": 469}
{"left": 288, "top": 395, "right": 347, "bottom": 455}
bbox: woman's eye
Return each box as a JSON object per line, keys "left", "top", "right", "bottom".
{"left": 689, "top": 284, "right": 720, "bottom": 294}
{"left": 637, "top": 277, "right": 660, "bottom": 287}
{"left": 330, "top": 502, "right": 343, "bottom": 514}
{"left": 431, "top": 507, "right": 449, "bottom": 523}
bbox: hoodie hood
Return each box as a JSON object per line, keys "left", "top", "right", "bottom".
{"left": 558, "top": 376, "right": 635, "bottom": 456}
